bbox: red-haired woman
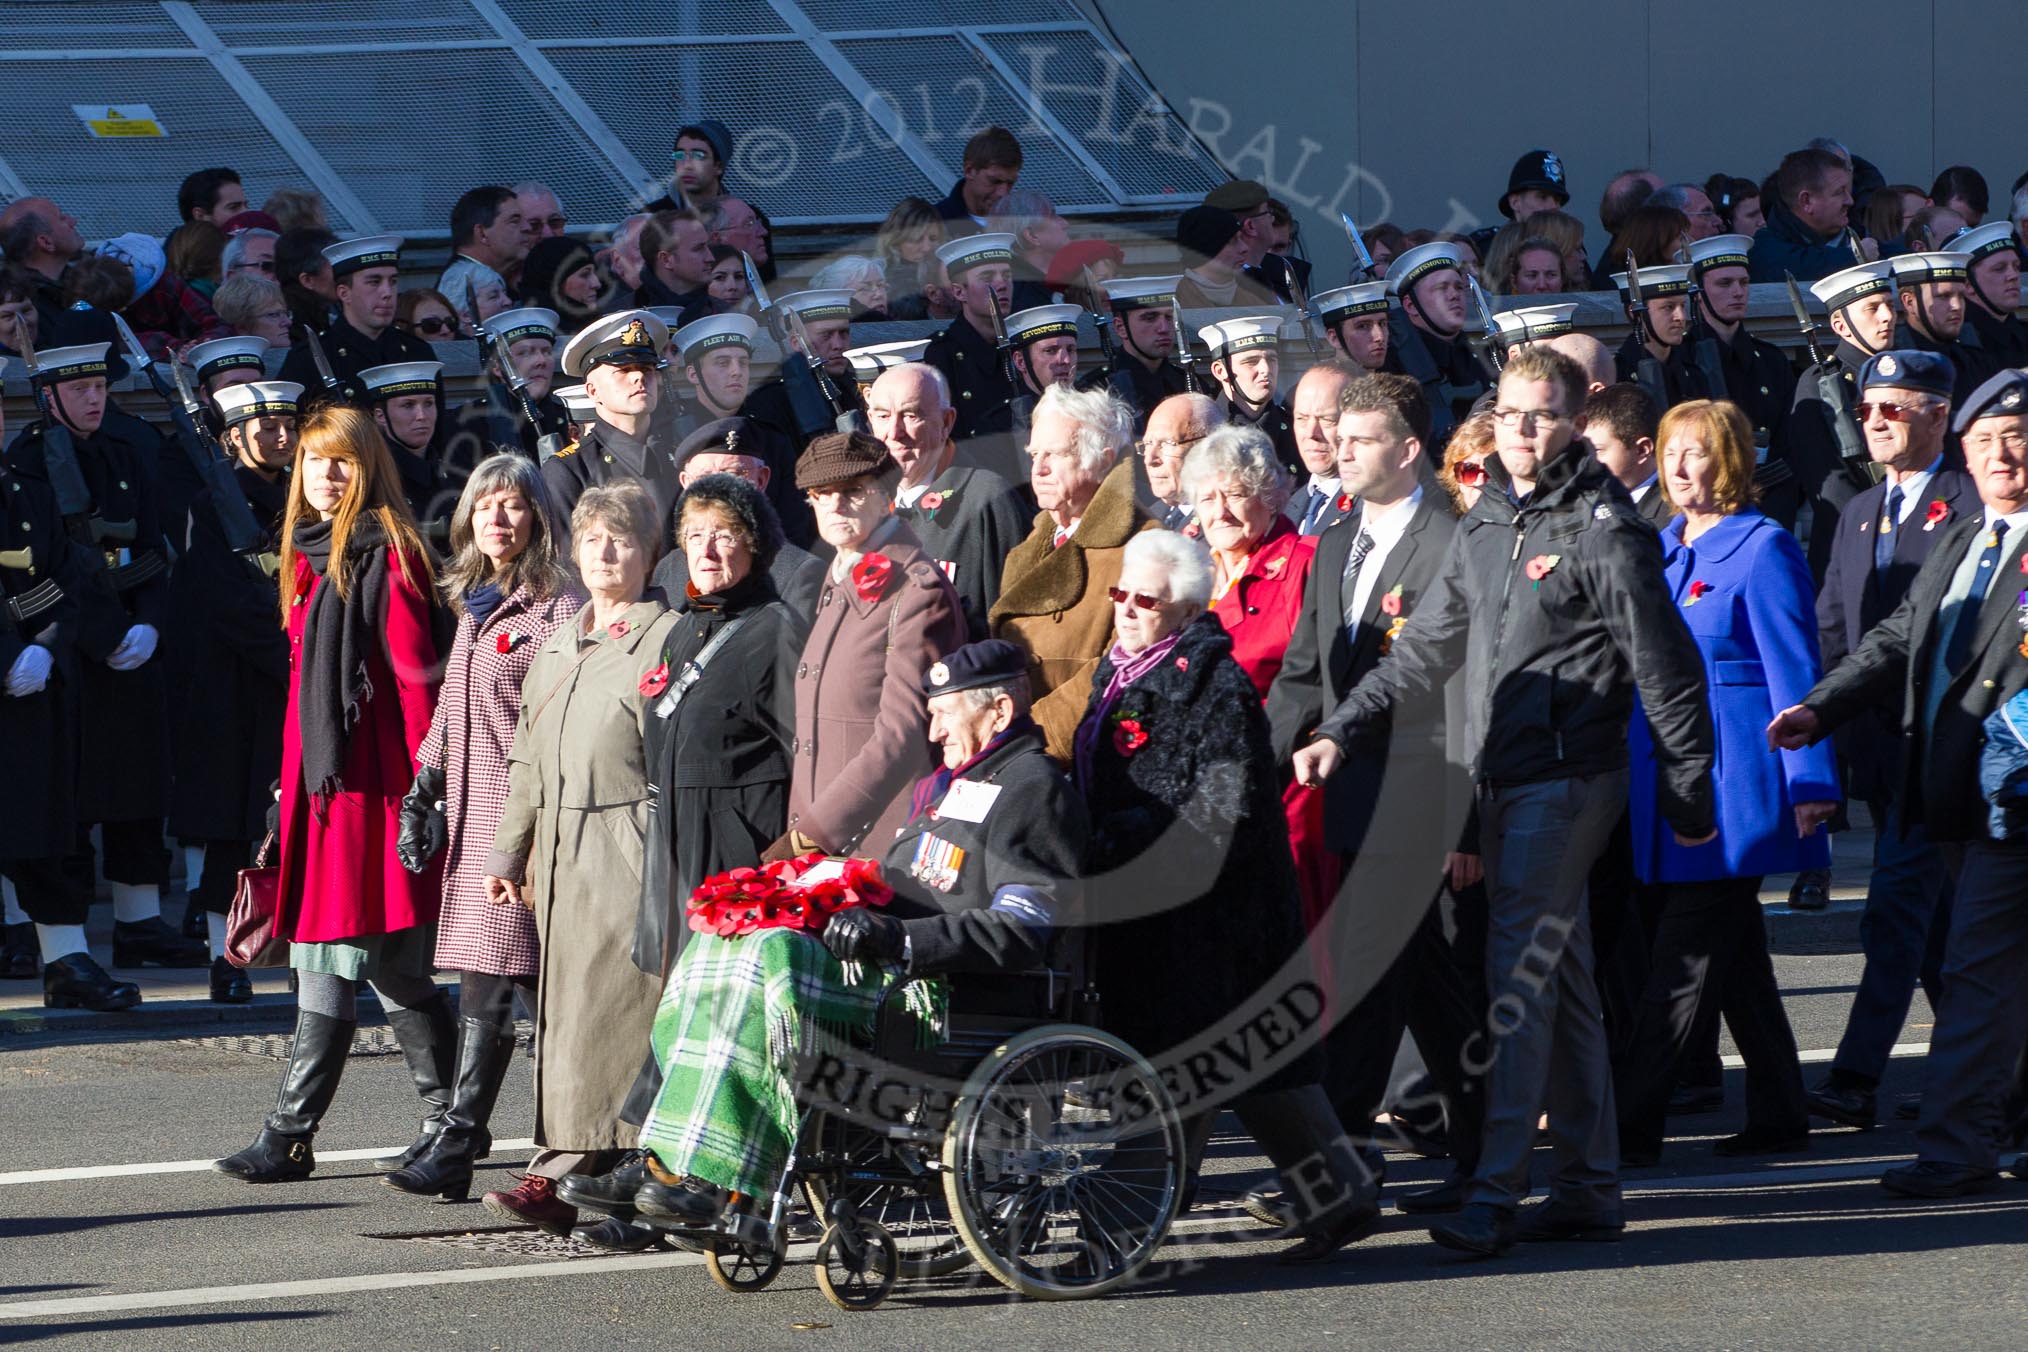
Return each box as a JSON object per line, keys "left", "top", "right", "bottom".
{"left": 216, "top": 405, "right": 453, "bottom": 1186}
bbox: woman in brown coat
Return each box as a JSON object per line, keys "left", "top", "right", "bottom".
{"left": 764, "top": 432, "right": 964, "bottom": 861}
{"left": 989, "top": 384, "right": 1156, "bottom": 760}
{"left": 383, "top": 453, "right": 582, "bottom": 1201}
{"left": 479, "top": 480, "right": 675, "bottom": 1235}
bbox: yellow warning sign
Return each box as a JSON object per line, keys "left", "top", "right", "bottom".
{"left": 72, "top": 104, "right": 166, "bottom": 138}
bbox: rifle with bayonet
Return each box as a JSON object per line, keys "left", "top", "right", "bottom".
{"left": 298, "top": 323, "right": 342, "bottom": 402}
{"left": 1338, "top": 212, "right": 1379, "bottom": 282}
{"left": 1678, "top": 255, "right": 1733, "bottom": 409}
{"left": 1784, "top": 270, "right": 1876, "bottom": 488}
{"left": 1080, "top": 265, "right": 1119, "bottom": 366}
{"left": 743, "top": 252, "right": 867, "bottom": 440}
{"left": 1169, "top": 297, "right": 1200, "bottom": 395}
{"left": 1464, "top": 272, "right": 1504, "bottom": 380}
{"left": 468, "top": 279, "right": 564, "bottom": 461}
{"left": 1282, "top": 262, "right": 1323, "bottom": 358}
{"left": 1621, "top": 250, "right": 1672, "bottom": 411}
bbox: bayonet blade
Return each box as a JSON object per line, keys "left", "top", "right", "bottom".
{"left": 1338, "top": 212, "right": 1377, "bottom": 279}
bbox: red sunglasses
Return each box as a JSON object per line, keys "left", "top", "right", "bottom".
{"left": 1454, "top": 460, "right": 1489, "bottom": 486}
{"left": 1857, "top": 400, "right": 1922, "bottom": 422}
{"left": 1107, "top": 586, "right": 1165, "bottom": 609}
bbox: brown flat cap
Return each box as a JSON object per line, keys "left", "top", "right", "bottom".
{"left": 795, "top": 430, "right": 898, "bottom": 491}
{"left": 1204, "top": 178, "right": 1270, "bottom": 213}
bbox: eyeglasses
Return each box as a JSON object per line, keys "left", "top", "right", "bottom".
{"left": 1857, "top": 400, "right": 1925, "bottom": 422}
{"left": 234, "top": 260, "right": 276, "bottom": 274}
{"left": 538, "top": 215, "right": 567, "bottom": 232}
{"left": 1139, "top": 434, "right": 1204, "bottom": 461}
{"left": 805, "top": 486, "right": 872, "bottom": 508}
{"left": 1453, "top": 460, "right": 1489, "bottom": 486}
{"left": 1106, "top": 586, "right": 1166, "bottom": 609}
{"left": 680, "top": 529, "right": 744, "bottom": 553}
{"left": 1490, "top": 406, "right": 1567, "bottom": 429}
{"left": 411, "top": 316, "right": 458, "bottom": 337}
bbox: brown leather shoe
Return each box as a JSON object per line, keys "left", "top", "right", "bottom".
{"left": 482, "top": 1174, "right": 578, "bottom": 1236}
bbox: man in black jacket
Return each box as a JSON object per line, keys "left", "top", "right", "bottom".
{"left": 1890, "top": 250, "right": 1999, "bottom": 406}
{"left": 1771, "top": 368, "right": 2028, "bottom": 1199}
{"left": 1293, "top": 346, "right": 1716, "bottom": 1257}
{"left": 1955, "top": 221, "right": 2028, "bottom": 367}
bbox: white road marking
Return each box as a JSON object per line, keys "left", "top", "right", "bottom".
{"left": 1724, "top": 1041, "right": 1926, "bottom": 1069}
{"left": 0, "top": 1139, "right": 537, "bottom": 1187}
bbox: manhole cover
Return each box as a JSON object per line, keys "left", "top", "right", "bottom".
{"left": 177, "top": 1021, "right": 534, "bottom": 1059}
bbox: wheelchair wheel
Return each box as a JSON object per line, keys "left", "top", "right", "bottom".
{"left": 704, "top": 1229, "right": 787, "bottom": 1292}
{"left": 801, "top": 1115, "right": 971, "bottom": 1278}
{"left": 814, "top": 1219, "right": 899, "bottom": 1311}
{"left": 941, "top": 1025, "right": 1185, "bottom": 1301}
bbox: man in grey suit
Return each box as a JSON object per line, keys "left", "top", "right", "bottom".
{"left": 1771, "top": 367, "right": 2028, "bottom": 1198}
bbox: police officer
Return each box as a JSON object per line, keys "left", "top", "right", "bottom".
{"left": 1078, "top": 274, "right": 1191, "bottom": 431}
{"left": 1314, "top": 281, "right": 1393, "bottom": 373}
{"left": 358, "top": 361, "right": 462, "bottom": 549}
{"left": 1952, "top": 221, "right": 2028, "bottom": 368}
{"left": 740, "top": 288, "right": 867, "bottom": 454}
{"left": 544, "top": 309, "right": 683, "bottom": 528}
{"left": 447, "top": 307, "right": 571, "bottom": 472}
{"left": 1385, "top": 241, "right": 1484, "bottom": 442}
{"left": 169, "top": 379, "right": 300, "bottom": 1003}
{"left": 1198, "top": 316, "right": 1298, "bottom": 474}
{"left": 5, "top": 342, "right": 203, "bottom": 979}
{"left": 277, "top": 235, "right": 434, "bottom": 407}
{"left": 922, "top": 233, "right": 1020, "bottom": 442}
{"left": 1889, "top": 250, "right": 1997, "bottom": 404}
{"left": 1687, "top": 234, "right": 1799, "bottom": 522}
{"left": 1611, "top": 261, "right": 1713, "bottom": 410}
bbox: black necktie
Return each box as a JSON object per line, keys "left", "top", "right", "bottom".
{"left": 1945, "top": 519, "right": 2009, "bottom": 675}
{"left": 1874, "top": 484, "right": 1902, "bottom": 574}
{"left": 1340, "top": 531, "right": 1376, "bottom": 635}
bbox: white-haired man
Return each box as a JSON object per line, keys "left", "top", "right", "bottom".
{"left": 989, "top": 384, "right": 1159, "bottom": 758}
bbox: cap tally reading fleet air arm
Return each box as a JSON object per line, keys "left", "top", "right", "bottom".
{"left": 1313, "top": 281, "right": 1390, "bottom": 327}
{"left": 212, "top": 380, "right": 305, "bottom": 426}
{"left": 1196, "top": 316, "right": 1283, "bottom": 360}
{"left": 320, "top": 234, "right": 402, "bottom": 278}
{"left": 934, "top": 232, "right": 1017, "bottom": 278}
{"left": 1102, "top": 274, "right": 1181, "bottom": 313}
{"left": 559, "top": 310, "right": 670, "bottom": 378}
{"left": 1809, "top": 259, "right": 1896, "bottom": 314}
{"left": 28, "top": 343, "right": 110, "bottom": 385}
{"left": 1386, "top": 241, "right": 1464, "bottom": 296}
{"left": 672, "top": 313, "right": 757, "bottom": 363}
{"left": 487, "top": 307, "right": 559, "bottom": 345}
{"left": 1952, "top": 368, "right": 2028, "bottom": 435}
{"left": 1889, "top": 251, "right": 1972, "bottom": 286}
{"left": 1611, "top": 263, "right": 1693, "bottom": 300}
{"left": 1003, "top": 303, "right": 1083, "bottom": 348}
{"left": 1686, "top": 233, "right": 1753, "bottom": 278}
{"left": 1492, "top": 303, "right": 1580, "bottom": 347}
{"left": 185, "top": 335, "right": 269, "bottom": 386}
{"left": 845, "top": 339, "right": 930, "bottom": 385}
{"left": 358, "top": 361, "right": 443, "bottom": 400}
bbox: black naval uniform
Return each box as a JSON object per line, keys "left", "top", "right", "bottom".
{"left": 879, "top": 719, "right": 1088, "bottom": 1004}
{"left": 1966, "top": 301, "right": 2028, "bottom": 369}
{"left": 388, "top": 437, "right": 467, "bottom": 557}
{"left": 923, "top": 315, "right": 1016, "bottom": 444}
{"left": 166, "top": 464, "right": 289, "bottom": 917}
{"left": 4, "top": 417, "right": 175, "bottom": 899}
{"left": 1076, "top": 352, "right": 1192, "bottom": 433}
{"left": 541, "top": 416, "right": 685, "bottom": 534}
{"left": 1224, "top": 392, "right": 1299, "bottom": 476}
{"left": 445, "top": 383, "right": 572, "bottom": 474}
{"left": 276, "top": 315, "right": 436, "bottom": 409}
{"left": 1384, "top": 317, "right": 1481, "bottom": 442}
{"left": 1899, "top": 321, "right": 2003, "bottom": 409}
{"left": 0, "top": 466, "right": 88, "bottom": 923}
{"left": 1614, "top": 334, "right": 1716, "bottom": 411}
{"left": 894, "top": 464, "right": 1033, "bottom": 642}
{"left": 692, "top": 389, "right": 818, "bottom": 547}
{"left": 1701, "top": 324, "right": 1801, "bottom": 526}
{"left": 1778, "top": 337, "right": 1879, "bottom": 582}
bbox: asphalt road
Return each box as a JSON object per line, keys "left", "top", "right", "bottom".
{"left": 3, "top": 947, "right": 2023, "bottom": 1352}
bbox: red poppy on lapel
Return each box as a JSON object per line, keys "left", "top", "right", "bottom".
{"left": 495, "top": 633, "right": 514, "bottom": 654}
{"left": 607, "top": 619, "right": 631, "bottom": 638}
{"left": 919, "top": 490, "right": 945, "bottom": 517}
{"left": 1335, "top": 493, "right": 1353, "bottom": 514}
{"left": 638, "top": 663, "right": 670, "bottom": 698}
{"left": 1925, "top": 499, "right": 1951, "bottom": 531}
{"left": 1380, "top": 585, "right": 1403, "bottom": 617}
{"left": 1112, "top": 718, "right": 1149, "bottom": 756}
{"left": 1686, "top": 580, "right": 1712, "bottom": 605}
{"left": 851, "top": 553, "right": 894, "bottom": 603}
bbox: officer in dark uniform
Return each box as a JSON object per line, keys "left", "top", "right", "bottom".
{"left": 445, "top": 307, "right": 571, "bottom": 473}
{"left": 1953, "top": 221, "right": 2028, "bottom": 368}
{"left": 543, "top": 309, "right": 684, "bottom": 530}
{"left": 1383, "top": 241, "right": 1485, "bottom": 442}
{"left": 359, "top": 361, "right": 463, "bottom": 551}
{"left": 1314, "top": 281, "right": 1394, "bottom": 373}
{"left": 738, "top": 288, "right": 868, "bottom": 461}
{"left": 1611, "top": 262, "right": 1715, "bottom": 411}
{"left": 1889, "top": 250, "right": 1998, "bottom": 405}
{"left": 826, "top": 638, "right": 1088, "bottom": 1002}
{"left": 276, "top": 235, "right": 435, "bottom": 408}
{"left": 1687, "top": 234, "right": 1801, "bottom": 523}
{"left": 1078, "top": 274, "right": 1192, "bottom": 432}
{"left": 1198, "top": 315, "right": 1299, "bottom": 474}
{"left": 674, "top": 313, "right": 808, "bottom": 546}
{"left": 4, "top": 341, "right": 204, "bottom": 983}
{"left": 922, "top": 233, "right": 1020, "bottom": 443}
{"left": 169, "top": 379, "right": 299, "bottom": 1003}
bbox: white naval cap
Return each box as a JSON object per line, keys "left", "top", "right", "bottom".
{"left": 321, "top": 234, "right": 403, "bottom": 277}
{"left": 1686, "top": 233, "right": 1753, "bottom": 276}
{"left": 844, "top": 339, "right": 931, "bottom": 383}
{"left": 934, "top": 232, "right": 1017, "bottom": 277}
{"left": 1102, "top": 274, "right": 1182, "bottom": 311}
{"left": 212, "top": 380, "right": 305, "bottom": 425}
{"left": 558, "top": 310, "right": 669, "bottom": 378}
{"left": 487, "top": 307, "right": 559, "bottom": 345}
{"left": 1491, "top": 304, "right": 1580, "bottom": 345}
{"left": 1808, "top": 259, "right": 1896, "bottom": 313}
{"left": 1197, "top": 315, "right": 1284, "bottom": 357}
{"left": 1004, "top": 303, "right": 1083, "bottom": 346}
{"left": 1386, "top": 241, "right": 1465, "bottom": 296}
{"left": 185, "top": 335, "right": 270, "bottom": 383}
{"left": 358, "top": 361, "right": 444, "bottom": 398}
{"left": 672, "top": 313, "right": 758, "bottom": 360}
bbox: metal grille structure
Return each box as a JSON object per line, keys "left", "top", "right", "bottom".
{"left": 0, "top": 0, "right": 1225, "bottom": 237}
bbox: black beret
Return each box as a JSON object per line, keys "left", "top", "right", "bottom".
{"left": 673, "top": 416, "right": 762, "bottom": 469}
{"left": 921, "top": 639, "right": 1029, "bottom": 697}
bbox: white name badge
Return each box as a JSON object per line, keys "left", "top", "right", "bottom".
{"left": 937, "top": 779, "right": 1002, "bottom": 823}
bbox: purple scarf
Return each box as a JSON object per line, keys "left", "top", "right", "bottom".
{"left": 1073, "top": 631, "right": 1184, "bottom": 790}
{"left": 908, "top": 715, "right": 1038, "bottom": 819}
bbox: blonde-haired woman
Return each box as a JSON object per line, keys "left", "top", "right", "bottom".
{"left": 216, "top": 405, "right": 450, "bottom": 1185}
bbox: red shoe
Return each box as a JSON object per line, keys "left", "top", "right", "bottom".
{"left": 483, "top": 1174, "right": 579, "bottom": 1236}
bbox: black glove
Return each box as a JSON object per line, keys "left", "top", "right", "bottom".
{"left": 396, "top": 765, "right": 448, "bottom": 874}
{"left": 821, "top": 908, "right": 906, "bottom": 967}
{"left": 264, "top": 780, "right": 281, "bottom": 838}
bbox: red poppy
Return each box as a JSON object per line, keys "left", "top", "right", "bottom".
{"left": 919, "top": 491, "right": 945, "bottom": 516}
{"left": 1175, "top": 656, "right": 1189, "bottom": 672}
{"left": 1380, "top": 586, "right": 1403, "bottom": 617}
{"left": 495, "top": 633, "right": 514, "bottom": 654}
{"left": 1113, "top": 718, "right": 1150, "bottom": 756}
{"left": 1335, "top": 493, "right": 1353, "bottom": 514}
{"left": 1926, "top": 499, "right": 1950, "bottom": 526}
{"left": 1686, "top": 580, "right": 1712, "bottom": 604}
{"left": 1182, "top": 521, "right": 1201, "bottom": 539}
{"left": 638, "top": 663, "right": 670, "bottom": 697}
{"left": 851, "top": 552, "right": 893, "bottom": 603}
{"left": 1524, "top": 553, "right": 1560, "bottom": 582}
{"left": 607, "top": 619, "right": 631, "bottom": 638}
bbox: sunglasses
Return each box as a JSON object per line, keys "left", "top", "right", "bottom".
{"left": 1453, "top": 460, "right": 1489, "bottom": 486}
{"left": 1857, "top": 400, "right": 1925, "bottom": 422}
{"left": 411, "top": 316, "right": 458, "bottom": 337}
{"left": 1106, "top": 586, "right": 1165, "bottom": 609}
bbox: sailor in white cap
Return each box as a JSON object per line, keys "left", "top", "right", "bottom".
{"left": 922, "top": 233, "right": 1019, "bottom": 442}
{"left": 1953, "top": 221, "right": 2028, "bottom": 366}
{"left": 672, "top": 313, "right": 758, "bottom": 422}
{"left": 1611, "top": 262, "right": 1710, "bottom": 410}
{"left": 844, "top": 339, "right": 931, "bottom": 393}
{"left": 358, "top": 361, "right": 461, "bottom": 540}
{"left": 185, "top": 334, "right": 271, "bottom": 398}
{"left": 1004, "top": 303, "right": 1083, "bottom": 402}
{"left": 1314, "top": 280, "right": 1392, "bottom": 372}
{"left": 276, "top": 234, "right": 434, "bottom": 406}
{"left": 1888, "top": 250, "right": 1993, "bottom": 401}
{"left": 1197, "top": 316, "right": 1297, "bottom": 471}
{"left": 556, "top": 383, "right": 595, "bottom": 437}
{"left": 738, "top": 289, "right": 865, "bottom": 455}
{"left": 1385, "top": 240, "right": 1482, "bottom": 440}
{"left": 1686, "top": 234, "right": 1795, "bottom": 486}
{"left": 1490, "top": 303, "right": 1579, "bottom": 356}
{"left": 1079, "top": 274, "right": 1190, "bottom": 429}
{"left": 446, "top": 307, "right": 572, "bottom": 467}
{"left": 544, "top": 310, "right": 683, "bottom": 524}
{"left": 670, "top": 311, "right": 808, "bottom": 544}
{"left": 211, "top": 379, "right": 304, "bottom": 477}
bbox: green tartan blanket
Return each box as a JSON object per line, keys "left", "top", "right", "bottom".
{"left": 637, "top": 928, "right": 942, "bottom": 1202}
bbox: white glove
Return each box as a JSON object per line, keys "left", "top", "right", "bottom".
{"left": 4, "top": 643, "right": 53, "bottom": 697}
{"left": 105, "top": 623, "right": 159, "bottom": 672}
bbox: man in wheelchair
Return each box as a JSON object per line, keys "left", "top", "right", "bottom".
{"left": 568, "top": 639, "right": 1089, "bottom": 1231}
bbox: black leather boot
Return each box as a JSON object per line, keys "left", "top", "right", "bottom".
{"left": 43, "top": 952, "right": 141, "bottom": 1011}
{"left": 384, "top": 1015, "right": 512, "bottom": 1201}
{"left": 112, "top": 915, "right": 207, "bottom": 968}
{"left": 214, "top": 1010, "right": 354, "bottom": 1182}
{"left": 210, "top": 956, "right": 253, "bottom": 1004}
{"left": 373, "top": 992, "right": 461, "bottom": 1176}
{"left": 2, "top": 923, "right": 38, "bottom": 979}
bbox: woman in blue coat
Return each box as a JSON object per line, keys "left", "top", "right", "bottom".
{"left": 1617, "top": 400, "right": 1841, "bottom": 1165}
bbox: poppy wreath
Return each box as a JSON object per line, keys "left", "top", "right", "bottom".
{"left": 686, "top": 853, "right": 894, "bottom": 939}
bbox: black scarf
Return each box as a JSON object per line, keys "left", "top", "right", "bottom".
{"left": 294, "top": 516, "right": 394, "bottom": 807}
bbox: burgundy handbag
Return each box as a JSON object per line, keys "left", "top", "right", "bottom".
{"left": 225, "top": 833, "right": 289, "bottom": 969}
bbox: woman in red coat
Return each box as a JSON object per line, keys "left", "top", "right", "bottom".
{"left": 216, "top": 405, "right": 450, "bottom": 1186}
{"left": 1181, "top": 425, "right": 1333, "bottom": 920}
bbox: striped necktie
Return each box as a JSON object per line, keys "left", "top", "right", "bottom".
{"left": 1339, "top": 531, "right": 1376, "bottom": 635}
